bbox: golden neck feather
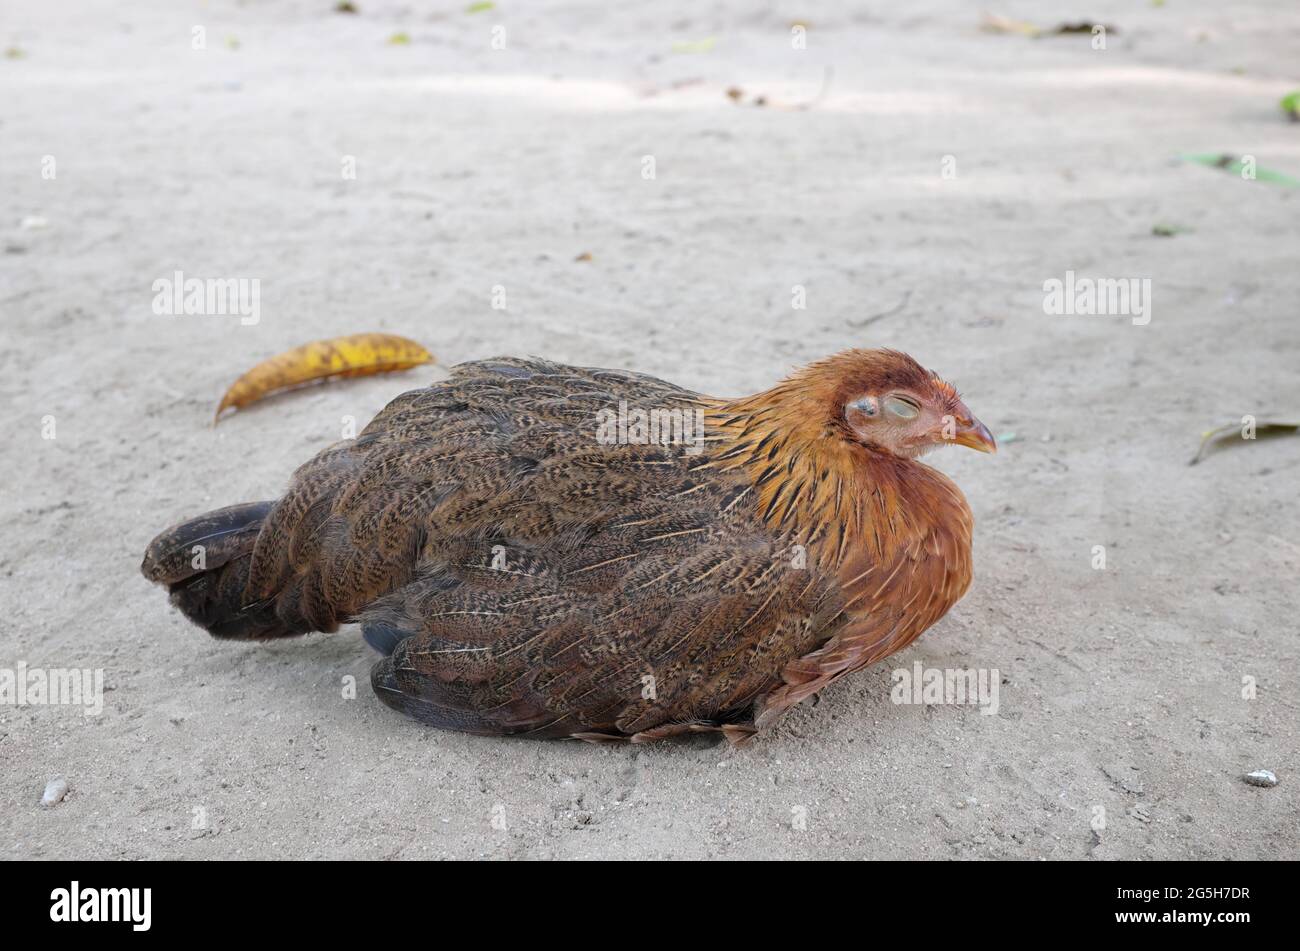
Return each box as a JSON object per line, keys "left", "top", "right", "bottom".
{"left": 701, "top": 385, "right": 972, "bottom": 575}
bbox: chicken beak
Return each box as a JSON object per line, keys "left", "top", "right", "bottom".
{"left": 952, "top": 416, "right": 997, "bottom": 454}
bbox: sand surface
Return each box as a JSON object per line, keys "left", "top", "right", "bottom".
{"left": 2, "top": 0, "right": 1297, "bottom": 859}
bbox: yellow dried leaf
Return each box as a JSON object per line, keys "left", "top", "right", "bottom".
{"left": 979, "top": 13, "right": 1042, "bottom": 36}
{"left": 214, "top": 333, "right": 435, "bottom": 423}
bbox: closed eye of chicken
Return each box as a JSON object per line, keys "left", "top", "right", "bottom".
{"left": 141, "top": 349, "right": 995, "bottom": 743}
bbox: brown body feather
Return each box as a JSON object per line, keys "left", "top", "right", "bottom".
{"left": 142, "top": 351, "right": 977, "bottom": 742}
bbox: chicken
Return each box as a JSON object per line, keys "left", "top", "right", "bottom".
{"left": 141, "top": 349, "right": 994, "bottom": 743}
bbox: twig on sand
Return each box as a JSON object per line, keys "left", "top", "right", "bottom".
{"left": 848, "top": 289, "right": 912, "bottom": 328}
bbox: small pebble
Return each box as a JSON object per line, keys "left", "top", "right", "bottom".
{"left": 41, "top": 777, "right": 69, "bottom": 807}
{"left": 1243, "top": 769, "right": 1278, "bottom": 788}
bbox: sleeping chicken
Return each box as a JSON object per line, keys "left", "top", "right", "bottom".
{"left": 141, "top": 349, "right": 994, "bottom": 743}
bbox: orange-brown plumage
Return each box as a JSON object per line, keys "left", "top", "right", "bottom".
{"left": 701, "top": 349, "right": 989, "bottom": 727}
{"left": 141, "top": 349, "right": 993, "bottom": 743}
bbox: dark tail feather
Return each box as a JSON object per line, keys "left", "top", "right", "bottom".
{"left": 361, "top": 620, "right": 410, "bottom": 656}
{"left": 141, "top": 501, "right": 304, "bottom": 640}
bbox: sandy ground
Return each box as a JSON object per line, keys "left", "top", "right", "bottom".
{"left": 2, "top": 0, "right": 1297, "bottom": 860}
